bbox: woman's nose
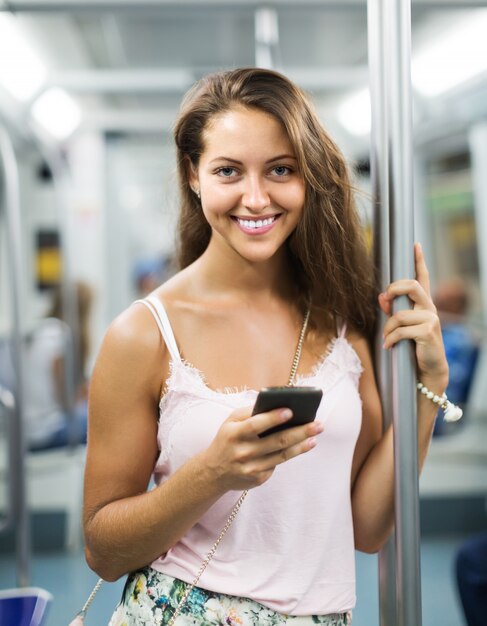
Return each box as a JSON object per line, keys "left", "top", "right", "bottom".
{"left": 242, "top": 175, "right": 270, "bottom": 211}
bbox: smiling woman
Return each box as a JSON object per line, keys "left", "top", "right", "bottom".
{"left": 82, "top": 68, "right": 449, "bottom": 626}
{"left": 187, "top": 106, "right": 305, "bottom": 263}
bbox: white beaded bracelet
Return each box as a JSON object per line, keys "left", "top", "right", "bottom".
{"left": 417, "top": 382, "right": 463, "bottom": 422}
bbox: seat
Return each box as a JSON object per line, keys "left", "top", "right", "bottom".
{"left": 0, "top": 587, "right": 53, "bottom": 626}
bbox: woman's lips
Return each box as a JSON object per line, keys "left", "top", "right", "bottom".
{"left": 231, "top": 214, "right": 282, "bottom": 235}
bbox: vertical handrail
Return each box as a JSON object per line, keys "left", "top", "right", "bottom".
{"left": 367, "top": 1, "right": 397, "bottom": 624}
{"left": 467, "top": 123, "right": 487, "bottom": 420}
{"left": 0, "top": 122, "right": 30, "bottom": 587}
{"left": 0, "top": 384, "right": 15, "bottom": 534}
{"left": 388, "top": 1, "right": 422, "bottom": 625}
{"left": 31, "top": 134, "right": 79, "bottom": 447}
{"left": 368, "top": 1, "right": 422, "bottom": 625}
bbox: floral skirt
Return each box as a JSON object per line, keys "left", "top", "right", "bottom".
{"left": 109, "top": 567, "right": 352, "bottom": 626}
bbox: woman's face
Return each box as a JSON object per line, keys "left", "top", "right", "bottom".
{"left": 190, "top": 106, "right": 305, "bottom": 264}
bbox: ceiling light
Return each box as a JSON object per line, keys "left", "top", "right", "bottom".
{"left": 0, "top": 14, "right": 46, "bottom": 101}
{"left": 412, "top": 9, "right": 487, "bottom": 97}
{"left": 31, "top": 88, "right": 81, "bottom": 141}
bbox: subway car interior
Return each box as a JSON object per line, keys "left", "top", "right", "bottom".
{"left": 0, "top": 1, "right": 487, "bottom": 625}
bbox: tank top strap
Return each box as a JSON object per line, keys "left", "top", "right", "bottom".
{"left": 336, "top": 317, "right": 347, "bottom": 339}
{"left": 135, "top": 296, "right": 182, "bottom": 364}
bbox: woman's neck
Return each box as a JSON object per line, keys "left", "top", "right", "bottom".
{"left": 189, "top": 240, "right": 298, "bottom": 306}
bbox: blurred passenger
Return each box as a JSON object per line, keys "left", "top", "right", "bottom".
{"left": 84, "top": 68, "right": 449, "bottom": 625}
{"left": 455, "top": 532, "right": 487, "bottom": 626}
{"left": 433, "top": 278, "right": 479, "bottom": 435}
{"left": 134, "top": 254, "right": 176, "bottom": 297}
{"left": 24, "top": 280, "right": 93, "bottom": 451}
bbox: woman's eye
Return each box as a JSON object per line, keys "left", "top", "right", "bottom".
{"left": 271, "top": 166, "right": 292, "bottom": 176}
{"left": 216, "top": 167, "right": 238, "bottom": 178}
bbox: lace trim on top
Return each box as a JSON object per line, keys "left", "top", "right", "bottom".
{"left": 156, "top": 337, "right": 363, "bottom": 465}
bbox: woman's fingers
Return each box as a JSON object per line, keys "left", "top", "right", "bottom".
{"left": 217, "top": 406, "right": 323, "bottom": 490}
{"left": 382, "top": 309, "right": 440, "bottom": 347}
{"left": 380, "top": 279, "right": 435, "bottom": 313}
{"left": 258, "top": 420, "right": 323, "bottom": 453}
{"left": 234, "top": 406, "right": 294, "bottom": 438}
{"left": 383, "top": 318, "right": 441, "bottom": 350}
{"left": 238, "top": 407, "right": 323, "bottom": 449}
{"left": 255, "top": 437, "right": 320, "bottom": 472}
{"left": 227, "top": 408, "right": 322, "bottom": 465}
{"left": 414, "top": 242, "right": 431, "bottom": 297}
{"left": 378, "top": 243, "right": 435, "bottom": 315}
{"left": 236, "top": 423, "right": 322, "bottom": 475}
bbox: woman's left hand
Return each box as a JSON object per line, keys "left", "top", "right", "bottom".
{"left": 378, "top": 242, "right": 449, "bottom": 390}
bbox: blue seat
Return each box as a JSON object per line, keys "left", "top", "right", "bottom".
{"left": 0, "top": 587, "right": 53, "bottom": 626}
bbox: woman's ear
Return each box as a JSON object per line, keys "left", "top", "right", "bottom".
{"left": 185, "top": 155, "right": 199, "bottom": 193}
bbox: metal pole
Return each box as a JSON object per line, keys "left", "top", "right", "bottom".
{"left": 367, "top": 1, "right": 397, "bottom": 624}
{"left": 467, "top": 123, "right": 487, "bottom": 421}
{"left": 32, "top": 135, "right": 79, "bottom": 446}
{"left": 0, "top": 122, "right": 30, "bottom": 587}
{"left": 387, "top": 1, "right": 422, "bottom": 624}
{"left": 2, "top": 0, "right": 487, "bottom": 12}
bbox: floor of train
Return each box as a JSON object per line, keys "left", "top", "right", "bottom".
{"left": 0, "top": 535, "right": 467, "bottom": 626}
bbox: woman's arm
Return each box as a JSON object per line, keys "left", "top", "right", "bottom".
{"left": 83, "top": 304, "right": 230, "bottom": 581}
{"left": 84, "top": 303, "right": 321, "bottom": 581}
{"left": 350, "top": 243, "right": 448, "bottom": 553}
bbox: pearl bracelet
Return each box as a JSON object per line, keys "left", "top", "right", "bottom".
{"left": 417, "top": 382, "right": 463, "bottom": 422}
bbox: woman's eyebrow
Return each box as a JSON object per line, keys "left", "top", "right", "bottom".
{"left": 209, "top": 154, "right": 297, "bottom": 165}
{"left": 266, "top": 154, "right": 297, "bottom": 163}
{"left": 209, "top": 157, "right": 242, "bottom": 165}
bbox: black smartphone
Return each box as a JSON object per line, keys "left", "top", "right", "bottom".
{"left": 252, "top": 386, "right": 323, "bottom": 437}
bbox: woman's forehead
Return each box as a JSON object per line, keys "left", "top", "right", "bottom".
{"left": 201, "top": 106, "right": 295, "bottom": 160}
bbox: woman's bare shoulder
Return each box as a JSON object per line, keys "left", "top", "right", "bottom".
{"left": 103, "top": 300, "right": 162, "bottom": 358}
{"left": 93, "top": 302, "right": 174, "bottom": 398}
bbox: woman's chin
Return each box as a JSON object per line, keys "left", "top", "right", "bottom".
{"left": 235, "top": 244, "right": 287, "bottom": 265}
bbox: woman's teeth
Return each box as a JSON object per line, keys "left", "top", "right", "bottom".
{"left": 236, "top": 216, "right": 276, "bottom": 229}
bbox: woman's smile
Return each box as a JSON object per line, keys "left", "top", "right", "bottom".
{"left": 230, "top": 213, "right": 283, "bottom": 235}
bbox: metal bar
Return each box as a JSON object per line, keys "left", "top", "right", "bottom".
{"left": 33, "top": 67, "right": 368, "bottom": 97}
{"left": 367, "top": 1, "right": 397, "bottom": 624}
{"left": 0, "top": 385, "right": 15, "bottom": 533}
{"left": 2, "top": 0, "right": 486, "bottom": 12}
{"left": 41, "top": 69, "right": 195, "bottom": 94}
{"left": 1, "top": 0, "right": 365, "bottom": 10}
{"left": 0, "top": 122, "right": 30, "bottom": 587}
{"left": 386, "top": 1, "right": 422, "bottom": 625}
{"left": 466, "top": 123, "right": 487, "bottom": 421}
{"left": 30, "top": 131, "right": 79, "bottom": 446}
{"left": 469, "top": 123, "right": 487, "bottom": 326}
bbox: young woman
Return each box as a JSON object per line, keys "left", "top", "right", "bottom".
{"left": 83, "top": 68, "right": 448, "bottom": 625}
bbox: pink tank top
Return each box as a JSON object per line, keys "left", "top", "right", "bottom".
{"left": 138, "top": 296, "right": 363, "bottom": 616}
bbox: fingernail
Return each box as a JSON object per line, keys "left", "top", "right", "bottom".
{"left": 307, "top": 437, "right": 317, "bottom": 449}
{"left": 280, "top": 409, "right": 293, "bottom": 420}
{"left": 314, "top": 422, "right": 324, "bottom": 433}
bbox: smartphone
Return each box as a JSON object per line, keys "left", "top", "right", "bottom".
{"left": 252, "top": 386, "right": 323, "bottom": 437}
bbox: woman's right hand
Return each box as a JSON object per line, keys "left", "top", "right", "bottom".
{"left": 199, "top": 405, "right": 324, "bottom": 491}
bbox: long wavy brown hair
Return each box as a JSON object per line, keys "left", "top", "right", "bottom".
{"left": 173, "top": 67, "right": 377, "bottom": 339}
